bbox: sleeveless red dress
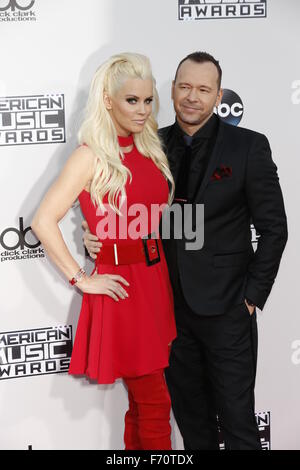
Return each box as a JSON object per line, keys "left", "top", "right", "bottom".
{"left": 68, "top": 136, "right": 177, "bottom": 384}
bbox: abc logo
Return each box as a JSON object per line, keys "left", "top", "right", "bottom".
{"left": 0, "top": 217, "right": 40, "bottom": 250}
{"left": 216, "top": 89, "right": 244, "bottom": 126}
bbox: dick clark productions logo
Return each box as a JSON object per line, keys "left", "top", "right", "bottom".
{"left": 0, "top": 0, "right": 36, "bottom": 21}
{"left": 0, "top": 217, "right": 45, "bottom": 263}
{"left": 0, "top": 0, "right": 34, "bottom": 10}
{"left": 178, "top": 0, "right": 267, "bottom": 20}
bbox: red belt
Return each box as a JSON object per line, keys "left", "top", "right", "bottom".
{"left": 96, "top": 234, "right": 162, "bottom": 267}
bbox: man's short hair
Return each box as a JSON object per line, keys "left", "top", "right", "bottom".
{"left": 174, "top": 51, "right": 222, "bottom": 89}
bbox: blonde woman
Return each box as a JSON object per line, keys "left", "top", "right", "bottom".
{"left": 32, "top": 53, "right": 176, "bottom": 450}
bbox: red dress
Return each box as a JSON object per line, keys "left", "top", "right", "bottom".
{"left": 68, "top": 136, "right": 177, "bottom": 384}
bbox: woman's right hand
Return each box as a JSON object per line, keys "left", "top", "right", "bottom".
{"left": 77, "top": 272, "right": 130, "bottom": 301}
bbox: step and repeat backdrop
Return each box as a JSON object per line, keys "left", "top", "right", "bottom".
{"left": 0, "top": 0, "right": 299, "bottom": 450}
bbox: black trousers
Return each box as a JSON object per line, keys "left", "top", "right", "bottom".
{"left": 165, "top": 278, "right": 262, "bottom": 450}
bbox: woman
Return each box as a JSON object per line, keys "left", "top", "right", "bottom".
{"left": 31, "top": 52, "right": 177, "bottom": 450}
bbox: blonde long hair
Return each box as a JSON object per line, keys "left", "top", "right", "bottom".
{"left": 78, "top": 52, "right": 174, "bottom": 215}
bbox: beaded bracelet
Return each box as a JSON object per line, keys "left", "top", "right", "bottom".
{"left": 69, "top": 268, "right": 86, "bottom": 286}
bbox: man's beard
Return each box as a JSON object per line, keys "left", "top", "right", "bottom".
{"left": 177, "top": 109, "right": 209, "bottom": 126}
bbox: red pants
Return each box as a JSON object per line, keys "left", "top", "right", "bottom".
{"left": 123, "top": 368, "right": 172, "bottom": 450}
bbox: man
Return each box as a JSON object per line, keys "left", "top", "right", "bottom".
{"left": 83, "top": 52, "right": 288, "bottom": 450}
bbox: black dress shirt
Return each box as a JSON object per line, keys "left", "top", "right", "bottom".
{"left": 174, "top": 113, "right": 219, "bottom": 203}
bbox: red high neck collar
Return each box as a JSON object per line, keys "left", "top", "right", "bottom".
{"left": 118, "top": 134, "right": 134, "bottom": 147}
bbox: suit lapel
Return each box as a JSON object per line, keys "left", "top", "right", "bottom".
{"left": 193, "top": 119, "right": 225, "bottom": 202}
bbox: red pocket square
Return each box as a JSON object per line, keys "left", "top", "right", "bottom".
{"left": 211, "top": 165, "right": 232, "bottom": 181}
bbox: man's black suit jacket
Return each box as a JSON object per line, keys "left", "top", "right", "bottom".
{"left": 159, "top": 117, "right": 288, "bottom": 316}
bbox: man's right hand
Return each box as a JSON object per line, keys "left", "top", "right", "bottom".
{"left": 82, "top": 220, "right": 102, "bottom": 259}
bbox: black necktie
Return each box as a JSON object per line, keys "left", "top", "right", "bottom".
{"left": 174, "top": 137, "right": 193, "bottom": 203}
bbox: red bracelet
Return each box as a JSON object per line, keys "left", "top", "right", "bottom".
{"left": 69, "top": 268, "right": 86, "bottom": 286}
